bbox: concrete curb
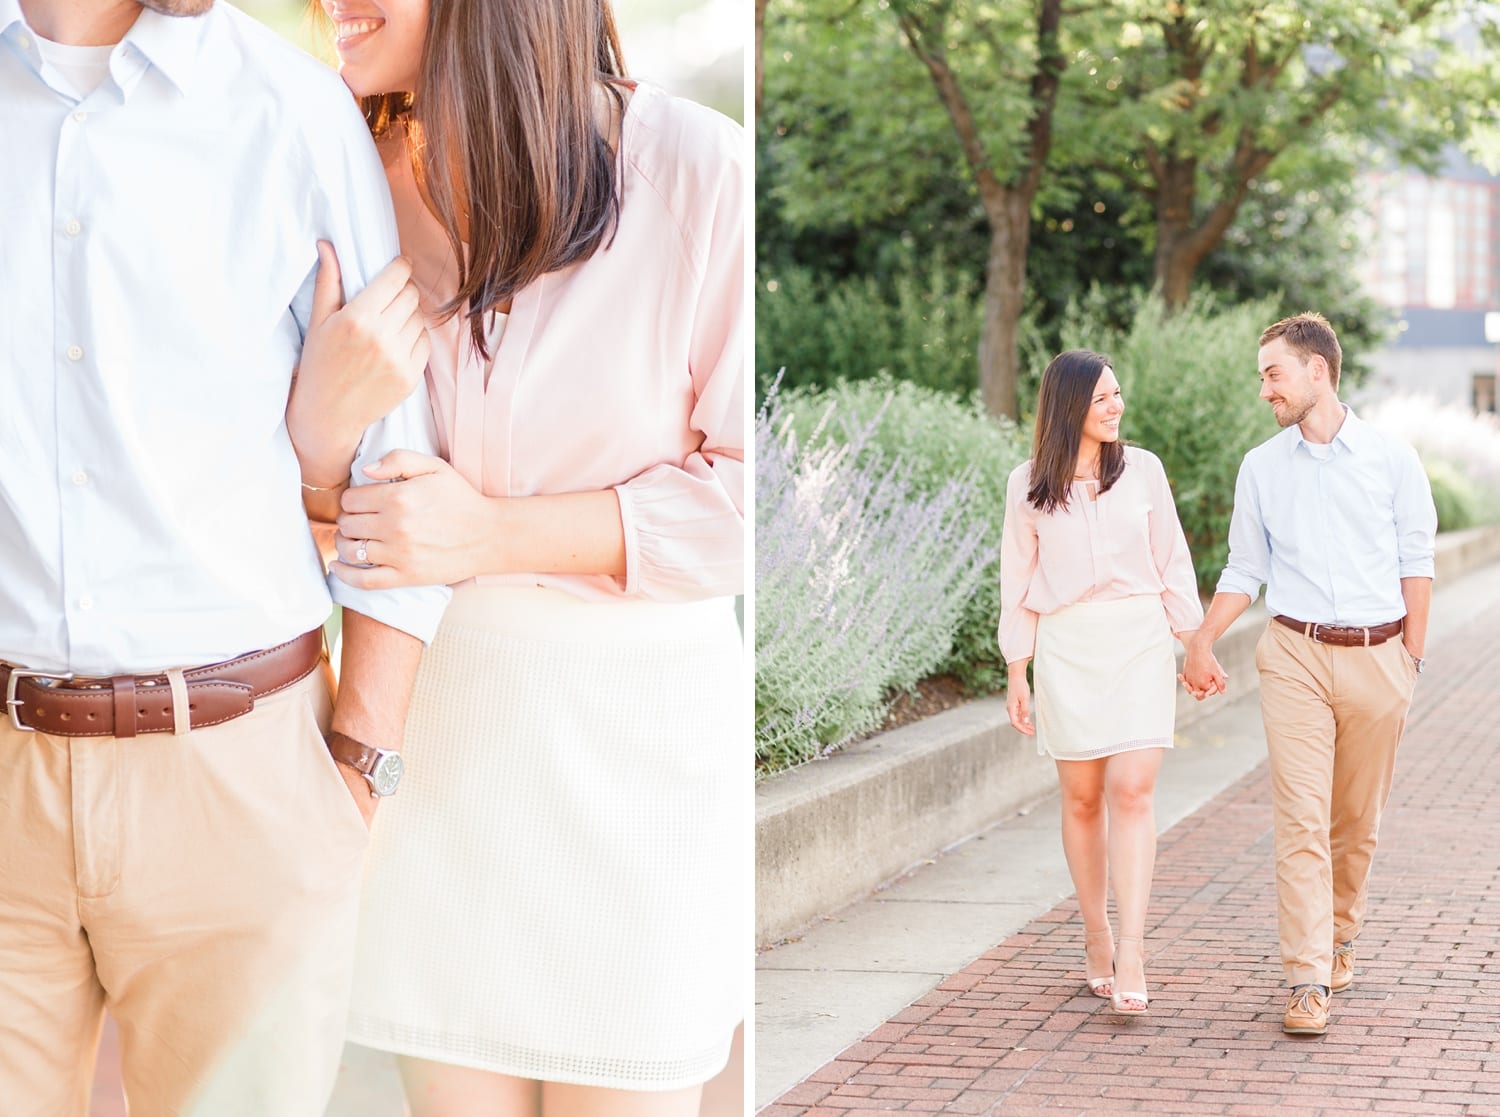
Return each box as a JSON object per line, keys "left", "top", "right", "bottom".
{"left": 754, "top": 522, "right": 1500, "bottom": 948}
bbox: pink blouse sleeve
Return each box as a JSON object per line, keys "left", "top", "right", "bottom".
{"left": 612, "top": 135, "right": 744, "bottom": 603}
{"left": 1145, "top": 452, "right": 1205, "bottom": 633}
{"left": 997, "top": 464, "right": 1040, "bottom": 664}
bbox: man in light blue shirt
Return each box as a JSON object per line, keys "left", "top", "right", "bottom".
{"left": 1182, "top": 312, "right": 1436, "bottom": 1037}
{"left": 0, "top": 0, "right": 449, "bottom": 1110}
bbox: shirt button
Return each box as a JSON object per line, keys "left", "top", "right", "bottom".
{"left": 17, "top": 34, "right": 30, "bottom": 50}
{"left": 65, "top": 219, "right": 82, "bottom": 237}
{"left": 78, "top": 595, "right": 94, "bottom": 611}
{"left": 66, "top": 345, "right": 83, "bottom": 361}
{"left": 71, "top": 470, "right": 89, "bottom": 486}
{"left": 72, "top": 111, "right": 87, "bottom": 123}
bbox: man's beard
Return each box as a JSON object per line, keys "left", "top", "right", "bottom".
{"left": 139, "top": 0, "right": 214, "bottom": 17}
{"left": 1270, "top": 392, "right": 1315, "bottom": 428}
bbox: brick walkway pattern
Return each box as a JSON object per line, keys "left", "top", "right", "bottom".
{"left": 765, "top": 608, "right": 1500, "bottom": 1116}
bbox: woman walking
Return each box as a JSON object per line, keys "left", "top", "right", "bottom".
{"left": 998, "top": 350, "right": 1215, "bottom": 1014}
{"left": 285, "top": 1, "right": 745, "bottom": 1111}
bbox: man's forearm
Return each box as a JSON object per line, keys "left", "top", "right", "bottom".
{"left": 1189, "top": 592, "right": 1253, "bottom": 650}
{"left": 1400, "top": 577, "right": 1433, "bottom": 657}
{"left": 332, "top": 608, "right": 424, "bottom": 748}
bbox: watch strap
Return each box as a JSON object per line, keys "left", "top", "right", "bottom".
{"left": 326, "top": 730, "right": 380, "bottom": 778}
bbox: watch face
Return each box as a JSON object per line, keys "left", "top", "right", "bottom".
{"left": 372, "top": 751, "right": 404, "bottom": 796}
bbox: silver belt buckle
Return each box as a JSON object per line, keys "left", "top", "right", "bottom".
{"left": 6, "top": 669, "right": 75, "bottom": 732}
{"left": 1309, "top": 623, "right": 1324, "bottom": 643}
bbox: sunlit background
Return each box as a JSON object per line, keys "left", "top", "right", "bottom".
{"left": 236, "top": 0, "right": 742, "bottom": 122}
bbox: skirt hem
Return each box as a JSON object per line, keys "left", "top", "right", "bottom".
{"left": 1044, "top": 736, "right": 1173, "bottom": 761}
{"left": 346, "top": 1018, "right": 735, "bottom": 1093}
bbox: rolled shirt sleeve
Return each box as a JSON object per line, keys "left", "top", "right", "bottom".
{"left": 293, "top": 92, "right": 451, "bottom": 642}
{"left": 1393, "top": 444, "right": 1438, "bottom": 580}
{"left": 612, "top": 114, "right": 745, "bottom": 603}
{"left": 1215, "top": 457, "right": 1270, "bottom": 603}
{"left": 997, "top": 465, "right": 1041, "bottom": 664}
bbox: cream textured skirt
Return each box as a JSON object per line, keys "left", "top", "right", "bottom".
{"left": 346, "top": 585, "right": 745, "bottom": 1091}
{"left": 1032, "top": 595, "right": 1176, "bottom": 761}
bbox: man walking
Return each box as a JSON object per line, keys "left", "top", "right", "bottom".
{"left": 0, "top": 0, "right": 448, "bottom": 1112}
{"left": 1182, "top": 312, "right": 1436, "bottom": 1036}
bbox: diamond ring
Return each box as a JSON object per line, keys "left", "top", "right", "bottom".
{"left": 354, "top": 539, "right": 369, "bottom": 565}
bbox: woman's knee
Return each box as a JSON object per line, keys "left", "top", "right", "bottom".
{"left": 1061, "top": 786, "right": 1105, "bottom": 819}
{"left": 1106, "top": 777, "right": 1157, "bottom": 817}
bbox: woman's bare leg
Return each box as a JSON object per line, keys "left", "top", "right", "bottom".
{"left": 543, "top": 1081, "right": 704, "bottom": 1117}
{"left": 397, "top": 1056, "right": 540, "bottom": 1117}
{"left": 1104, "top": 748, "right": 1166, "bottom": 1008}
{"left": 1055, "top": 757, "right": 1113, "bottom": 991}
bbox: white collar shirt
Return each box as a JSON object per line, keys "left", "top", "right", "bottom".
{"left": 1216, "top": 404, "right": 1437, "bottom": 625}
{"left": 0, "top": 0, "right": 449, "bottom": 675}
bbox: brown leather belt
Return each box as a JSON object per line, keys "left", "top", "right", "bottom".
{"left": 1273, "top": 615, "right": 1404, "bottom": 648}
{"left": 2, "top": 629, "right": 323, "bottom": 738}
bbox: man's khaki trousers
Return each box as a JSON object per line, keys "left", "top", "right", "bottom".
{"left": 0, "top": 667, "right": 369, "bottom": 1117}
{"left": 1256, "top": 621, "right": 1418, "bottom": 988}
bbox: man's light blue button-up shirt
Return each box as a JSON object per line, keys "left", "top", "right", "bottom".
{"left": 0, "top": 0, "right": 450, "bottom": 674}
{"left": 1216, "top": 406, "right": 1437, "bottom": 625}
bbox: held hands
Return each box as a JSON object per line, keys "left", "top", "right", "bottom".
{"left": 287, "top": 242, "right": 432, "bottom": 474}
{"left": 332, "top": 450, "right": 497, "bottom": 589}
{"left": 1178, "top": 638, "right": 1229, "bottom": 701}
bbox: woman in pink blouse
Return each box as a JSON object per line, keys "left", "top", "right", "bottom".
{"left": 998, "top": 350, "right": 1218, "bottom": 1015}
{"left": 285, "top": 0, "right": 743, "bottom": 1111}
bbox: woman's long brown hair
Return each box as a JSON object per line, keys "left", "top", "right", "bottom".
{"left": 1027, "top": 349, "right": 1125, "bottom": 514}
{"left": 361, "top": 0, "right": 627, "bottom": 360}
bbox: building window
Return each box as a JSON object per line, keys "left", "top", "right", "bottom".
{"left": 1476, "top": 373, "right": 1497, "bottom": 415}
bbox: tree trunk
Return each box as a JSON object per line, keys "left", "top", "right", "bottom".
{"left": 755, "top": 0, "right": 767, "bottom": 116}
{"left": 1155, "top": 233, "right": 1198, "bottom": 309}
{"left": 979, "top": 211, "right": 1028, "bottom": 419}
{"left": 1152, "top": 156, "right": 1199, "bottom": 310}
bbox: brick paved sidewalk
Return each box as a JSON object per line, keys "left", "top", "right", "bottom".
{"left": 764, "top": 606, "right": 1500, "bottom": 1116}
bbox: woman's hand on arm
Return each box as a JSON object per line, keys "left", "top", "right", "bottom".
{"left": 288, "top": 242, "right": 431, "bottom": 519}
{"left": 330, "top": 450, "right": 628, "bottom": 590}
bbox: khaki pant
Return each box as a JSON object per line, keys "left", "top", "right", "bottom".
{"left": 1256, "top": 621, "right": 1418, "bottom": 987}
{"left": 0, "top": 667, "right": 369, "bottom": 1117}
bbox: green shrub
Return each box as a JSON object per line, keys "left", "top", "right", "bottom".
{"left": 778, "top": 376, "right": 1029, "bottom": 692}
{"left": 755, "top": 381, "right": 1003, "bottom": 771}
{"left": 1037, "top": 291, "right": 1283, "bottom": 589}
{"left": 755, "top": 257, "right": 982, "bottom": 399}
{"left": 1425, "top": 460, "right": 1480, "bottom": 532}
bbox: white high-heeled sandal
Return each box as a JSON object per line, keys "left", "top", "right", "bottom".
{"left": 1083, "top": 928, "right": 1114, "bottom": 998}
{"left": 1110, "top": 935, "right": 1149, "bottom": 1014}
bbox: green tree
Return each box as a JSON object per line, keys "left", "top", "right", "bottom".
{"left": 1087, "top": 0, "right": 1500, "bottom": 306}
{"left": 760, "top": 0, "right": 1074, "bottom": 419}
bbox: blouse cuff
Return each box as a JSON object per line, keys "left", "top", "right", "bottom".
{"left": 1162, "top": 592, "right": 1206, "bottom": 635}
{"left": 613, "top": 456, "right": 744, "bottom": 602}
{"left": 997, "top": 609, "right": 1038, "bottom": 665}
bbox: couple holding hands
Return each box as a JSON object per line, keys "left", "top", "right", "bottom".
{"left": 999, "top": 313, "right": 1436, "bottom": 1035}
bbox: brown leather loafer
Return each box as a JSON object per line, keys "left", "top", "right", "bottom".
{"left": 1283, "top": 984, "right": 1330, "bottom": 1034}
{"left": 1331, "top": 942, "right": 1355, "bottom": 993}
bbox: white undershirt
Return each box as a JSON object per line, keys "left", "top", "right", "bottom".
{"left": 34, "top": 33, "right": 112, "bottom": 99}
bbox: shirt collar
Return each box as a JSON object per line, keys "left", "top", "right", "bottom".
{"left": 0, "top": 0, "right": 210, "bottom": 98}
{"left": 1291, "top": 403, "right": 1366, "bottom": 457}
{"left": 115, "top": 4, "right": 211, "bottom": 97}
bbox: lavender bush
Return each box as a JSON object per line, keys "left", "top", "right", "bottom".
{"left": 776, "top": 376, "right": 1028, "bottom": 692}
{"left": 756, "top": 381, "right": 1000, "bottom": 773}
